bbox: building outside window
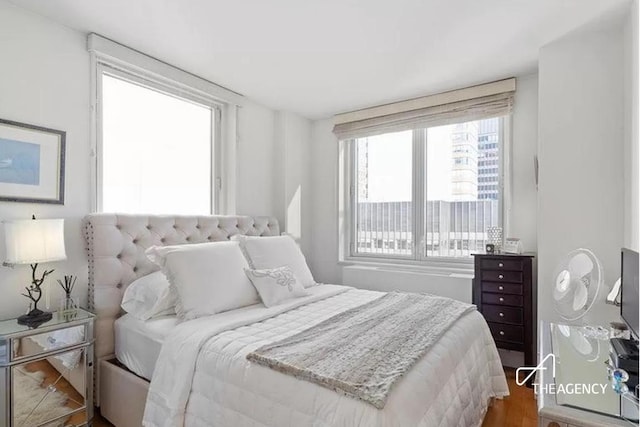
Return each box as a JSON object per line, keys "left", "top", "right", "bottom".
{"left": 350, "top": 116, "right": 505, "bottom": 262}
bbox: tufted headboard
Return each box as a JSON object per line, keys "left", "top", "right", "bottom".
{"left": 83, "top": 213, "right": 280, "bottom": 361}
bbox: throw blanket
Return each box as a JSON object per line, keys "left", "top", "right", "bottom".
{"left": 247, "top": 292, "right": 475, "bottom": 409}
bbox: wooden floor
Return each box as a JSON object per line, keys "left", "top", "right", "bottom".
{"left": 483, "top": 368, "right": 538, "bottom": 427}
{"left": 93, "top": 368, "right": 536, "bottom": 427}
{"left": 93, "top": 412, "right": 113, "bottom": 427}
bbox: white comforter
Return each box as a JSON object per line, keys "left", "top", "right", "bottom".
{"left": 143, "top": 285, "right": 508, "bottom": 427}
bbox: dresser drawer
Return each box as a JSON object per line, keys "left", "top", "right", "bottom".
{"left": 481, "top": 270, "right": 523, "bottom": 283}
{"left": 482, "top": 292, "right": 523, "bottom": 307}
{"left": 481, "top": 258, "right": 524, "bottom": 271}
{"left": 481, "top": 282, "right": 523, "bottom": 295}
{"left": 482, "top": 304, "right": 523, "bottom": 325}
{"left": 487, "top": 322, "right": 524, "bottom": 343}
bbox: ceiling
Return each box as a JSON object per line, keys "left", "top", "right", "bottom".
{"left": 9, "top": 0, "right": 630, "bottom": 119}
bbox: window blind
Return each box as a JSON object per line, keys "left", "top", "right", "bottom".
{"left": 333, "top": 78, "right": 515, "bottom": 140}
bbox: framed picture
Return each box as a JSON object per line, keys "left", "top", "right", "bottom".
{"left": 0, "top": 118, "right": 65, "bottom": 204}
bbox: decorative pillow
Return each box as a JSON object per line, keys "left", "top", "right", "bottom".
{"left": 232, "top": 235, "right": 316, "bottom": 288}
{"left": 121, "top": 271, "right": 177, "bottom": 320}
{"left": 146, "top": 241, "right": 259, "bottom": 320}
{"left": 245, "top": 266, "right": 310, "bottom": 307}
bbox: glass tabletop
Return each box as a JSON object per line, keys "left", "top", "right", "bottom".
{"left": 550, "top": 323, "right": 639, "bottom": 422}
{"left": 0, "top": 308, "right": 94, "bottom": 337}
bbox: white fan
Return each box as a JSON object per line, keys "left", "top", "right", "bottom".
{"left": 556, "top": 324, "right": 601, "bottom": 362}
{"left": 552, "top": 248, "right": 603, "bottom": 321}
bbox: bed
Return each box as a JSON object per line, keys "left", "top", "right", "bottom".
{"left": 84, "top": 213, "right": 508, "bottom": 427}
{"left": 114, "top": 314, "right": 178, "bottom": 381}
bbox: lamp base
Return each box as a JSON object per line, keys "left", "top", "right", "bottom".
{"left": 17, "top": 309, "right": 52, "bottom": 328}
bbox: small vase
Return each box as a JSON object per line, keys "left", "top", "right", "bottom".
{"left": 59, "top": 295, "right": 79, "bottom": 317}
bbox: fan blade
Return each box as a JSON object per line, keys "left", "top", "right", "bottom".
{"left": 569, "top": 252, "right": 594, "bottom": 277}
{"left": 569, "top": 329, "right": 593, "bottom": 355}
{"left": 573, "top": 279, "right": 589, "bottom": 311}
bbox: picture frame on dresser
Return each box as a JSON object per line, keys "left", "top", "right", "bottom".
{"left": 472, "top": 253, "right": 537, "bottom": 387}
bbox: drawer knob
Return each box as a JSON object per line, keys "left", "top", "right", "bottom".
{"left": 499, "top": 331, "right": 505, "bottom": 336}
{"left": 498, "top": 262, "right": 504, "bottom": 268}
{"left": 498, "top": 286, "right": 504, "bottom": 290}
{"left": 498, "top": 274, "right": 504, "bottom": 279}
{"left": 499, "top": 297, "right": 504, "bottom": 302}
{"left": 499, "top": 312, "right": 505, "bottom": 317}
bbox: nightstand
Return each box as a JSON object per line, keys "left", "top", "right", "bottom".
{"left": 538, "top": 321, "right": 639, "bottom": 426}
{"left": 472, "top": 253, "right": 537, "bottom": 383}
{"left": 0, "top": 308, "right": 95, "bottom": 427}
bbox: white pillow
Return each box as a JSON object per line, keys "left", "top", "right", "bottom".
{"left": 121, "top": 271, "right": 177, "bottom": 320}
{"left": 232, "top": 235, "right": 316, "bottom": 288}
{"left": 245, "top": 266, "right": 310, "bottom": 307}
{"left": 146, "top": 241, "right": 259, "bottom": 320}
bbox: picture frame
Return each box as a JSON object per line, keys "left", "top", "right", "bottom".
{"left": 0, "top": 118, "right": 65, "bottom": 204}
{"left": 503, "top": 238, "right": 523, "bottom": 254}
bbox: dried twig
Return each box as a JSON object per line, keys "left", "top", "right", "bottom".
{"left": 56, "top": 275, "right": 77, "bottom": 296}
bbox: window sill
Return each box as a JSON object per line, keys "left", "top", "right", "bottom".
{"left": 338, "top": 259, "right": 474, "bottom": 279}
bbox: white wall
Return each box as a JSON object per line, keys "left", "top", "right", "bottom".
{"left": 308, "top": 119, "right": 342, "bottom": 284}
{"left": 0, "top": 1, "right": 295, "bottom": 320}
{"left": 273, "top": 112, "right": 313, "bottom": 255}
{"left": 236, "top": 101, "right": 277, "bottom": 217}
{"left": 624, "top": 0, "right": 640, "bottom": 252}
{"left": 307, "top": 75, "right": 540, "bottom": 301}
{"left": 537, "top": 19, "right": 625, "bottom": 325}
{"left": 0, "top": 1, "right": 91, "bottom": 318}
{"left": 510, "top": 74, "right": 539, "bottom": 253}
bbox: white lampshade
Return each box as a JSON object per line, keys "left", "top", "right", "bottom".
{"left": 3, "top": 219, "right": 67, "bottom": 264}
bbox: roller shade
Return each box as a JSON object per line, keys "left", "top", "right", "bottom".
{"left": 333, "top": 78, "right": 515, "bottom": 140}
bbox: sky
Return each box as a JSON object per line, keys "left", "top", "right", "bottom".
{"left": 358, "top": 123, "right": 473, "bottom": 202}
{"left": 102, "top": 74, "right": 213, "bottom": 214}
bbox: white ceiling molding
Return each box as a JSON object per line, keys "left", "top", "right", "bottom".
{"left": 88, "top": 33, "right": 244, "bottom": 106}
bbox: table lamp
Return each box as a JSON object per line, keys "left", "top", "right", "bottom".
{"left": 3, "top": 217, "right": 67, "bottom": 326}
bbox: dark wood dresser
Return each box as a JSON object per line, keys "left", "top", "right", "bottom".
{"left": 472, "top": 253, "right": 537, "bottom": 374}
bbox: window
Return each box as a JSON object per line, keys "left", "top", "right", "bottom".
{"left": 335, "top": 78, "right": 514, "bottom": 266}
{"left": 97, "top": 68, "right": 220, "bottom": 215}
{"left": 348, "top": 116, "right": 506, "bottom": 263}
{"left": 353, "top": 130, "right": 413, "bottom": 257}
{"left": 89, "top": 35, "right": 245, "bottom": 215}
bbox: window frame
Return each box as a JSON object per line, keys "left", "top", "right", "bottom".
{"left": 94, "top": 63, "right": 223, "bottom": 214}
{"left": 341, "top": 115, "right": 511, "bottom": 270}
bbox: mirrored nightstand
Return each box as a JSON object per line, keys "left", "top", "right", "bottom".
{"left": 538, "top": 321, "right": 639, "bottom": 427}
{"left": 0, "top": 308, "right": 94, "bottom": 427}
